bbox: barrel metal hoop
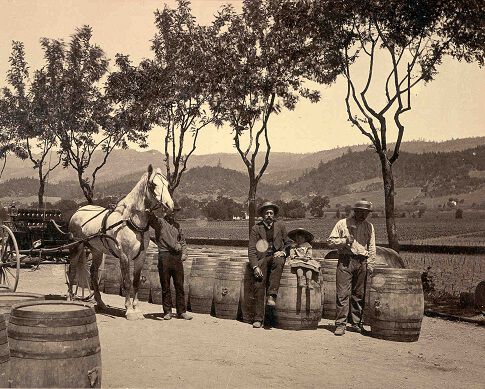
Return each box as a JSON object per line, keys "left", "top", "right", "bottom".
{"left": 8, "top": 315, "right": 96, "bottom": 327}
{"left": 10, "top": 346, "right": 101, "bottom": 360}
{"left": 8, "top": 329, "right": 99, "bottom": 342}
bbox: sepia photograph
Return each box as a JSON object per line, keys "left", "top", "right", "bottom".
{"left": 0, "top": 0, "right": 484, "bottom": 388}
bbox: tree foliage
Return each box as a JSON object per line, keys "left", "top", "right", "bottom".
{"left": 308, "top": 195, "right": 330, "bottom": 217}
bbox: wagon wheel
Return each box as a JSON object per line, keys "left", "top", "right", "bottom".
{"left": 64, "top": 248, "right": 95, "bottom": 301}
{"left": 0, "top": 225, "right": 21, "bottom": 291}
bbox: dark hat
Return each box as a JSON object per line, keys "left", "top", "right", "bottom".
{"left": 257, "top": 201, "right": 279, "bottom": 216}
{"left": 288, "top": 228, "right": 314, "bottom": 243}
{"left": 352, "top": 200, "right": 373, "bottom": 212}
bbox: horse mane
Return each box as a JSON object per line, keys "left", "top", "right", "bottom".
{"left": 115, "top": 172, "right": 149, "bottom": 214}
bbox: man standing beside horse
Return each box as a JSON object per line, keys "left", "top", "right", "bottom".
{"left": 149, "top": 202, "right": 192, "bottom": 320}
{"left": 248, "top": 201, "right": 292, "bottom": 328}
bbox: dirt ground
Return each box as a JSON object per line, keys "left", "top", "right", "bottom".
{"left": 14, "top": 264, "right": 485, "bottom": 389}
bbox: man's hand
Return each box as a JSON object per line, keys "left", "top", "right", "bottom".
{"left": 367, "top": 264, "right": 374, "bottom": 275}
{"left": 273, "top": 250, "right": 286, "bottom": 258}
{"left": 346, "top": 235, "right": 355, "bottom": 245}
{"left": 253, "top": 266, "right": 263, "bottom": 280}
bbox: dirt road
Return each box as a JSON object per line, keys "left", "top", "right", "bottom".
{"left": 16, "top": 264, "right": 485, "bottom": 389}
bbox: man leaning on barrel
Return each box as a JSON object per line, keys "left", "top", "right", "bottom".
{"left": 248, "top": 201, "right": 292, "bottom": 329}
{"left": 327, "top": 200, "right": 376, "bottom": 336}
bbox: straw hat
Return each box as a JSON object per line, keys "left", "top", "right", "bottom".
{"left": 257, "top": 201, "right": 279, "bottom": 216}
{"left": 288, "top": 228, "right": 314, "bottom": 243}
{"left": 352, "top": 200, "right": 373, "bottom": 212}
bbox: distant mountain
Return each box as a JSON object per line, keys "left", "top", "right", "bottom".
{"left": 2, "top": 136, "right": 484, "bottom": 186}
{"left": 286, "top": 145, "right": 485, "bottom": 198}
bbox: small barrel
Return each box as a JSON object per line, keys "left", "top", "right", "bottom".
{"left": 8, "top": 301, "right": 102, "bottom": 388}
{"left": 213, "top": 260, "right": 247, "bottom": 319}
{"left": 321, "top": 257, "right": 338, "bottom": 320}
{"left": 103, "top": 254, "right": 122, "bottom": 295}
{"left": 273, "top": 264, "right": 322, "bottom": 330}
{"left": 240, "top": 263, "right": 256, "bottom": 323}
{"left": 146, "top": 242, "right": 162, "bottom": 305}
{"left": 368, "top": 268, "right": 424, "bottom": 342}
{"left": 189, "top": 257, "right": 220, "bottom": 314}
{"left": 0, "top": 293, "right": 45, "bottom": 323}
{"left": 0, "top": 314, "right": 9, "bottom": 388}
{"left": 170, "top": 259, "right": 193, "bottom": 309}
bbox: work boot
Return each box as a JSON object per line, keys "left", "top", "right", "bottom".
{"left": 297, "top": 275, "right": 306, "bottom": 288}
{"left": 334, "top": 326, "right": 346, "bottom": 336}
{"left": 266, "top": 295, "right": 276, "bottom": 306}
{"left": 349, "top": 324, "right": 362, "bottom": 333}
{"left": 252, "top": 321, "right": 262, "bottom": 328}
{"left": 177, "top": 312, "right": 193, "bottom": 320}
{"left": 163, "top": 312, "right": 172, "bottom": 320}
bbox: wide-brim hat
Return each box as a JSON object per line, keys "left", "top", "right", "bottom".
{"left": 352, "top": 200, "right": 373, "bottom": 212}
{"left": 257, "top": 201, "right": 279, "bottom": 216}
{"left": 288, "top": 228, "right": 314, "bottom": 243}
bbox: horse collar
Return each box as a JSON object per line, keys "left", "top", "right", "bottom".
{"left": 127, "top": 215, "right": 150, "bottom": 233}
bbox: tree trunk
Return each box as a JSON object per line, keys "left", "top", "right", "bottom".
{"left": 78, "top": 174, "right": 94, "bottom": 204}
{"left": 37, "top": 166, "right": 45, "bottom": 207}
{"left": 379, "top": 154, "right": 399, "bottom": 251}
{"left": 247, "top": 177, "right": 258, "bottom": 235}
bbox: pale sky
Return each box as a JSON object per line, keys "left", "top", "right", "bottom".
{"left": 1, "top": 0, "right": 483, "bottom": 155}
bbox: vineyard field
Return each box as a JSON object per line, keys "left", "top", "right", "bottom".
{"left": 180, "top": 213, "right": 485, "bottom": 246}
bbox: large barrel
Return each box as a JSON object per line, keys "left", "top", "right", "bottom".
{"left": 8, "top": 301, "right": 102, "bottom": 388}
{"left": 0, "top": 293, "right": 45, "bottom": 323}
{"left": 170, "top": 259, "right": 193, "bottom": 309}
{"left": 368, "top": 268, "right": 424, "bottom": 342}
{"left": 240, "top": 263, "right": 256, "bottom": 323}
{"left": 213, "top": 260, "right": 246, "bottom": 319}
{"left": 0, "top": 314, "right": 9, "bottom": 388}
{"left": 321, "top": 257, "right": 338, "bottom": 320}
{"left": 321, "top": 247, "right": 404, "bottom": 321}
{"left": 273, "top": 264, "right": 322, "bottom": 330}
{"left": 189, "top": 257, "right": 220, "bottom": 314}
{"left": 103, "top": 254, "right": 122, "bottom": 295}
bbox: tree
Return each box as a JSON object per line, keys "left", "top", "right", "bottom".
{"left": 2, "top": 41, "right": 63, "bottom": 206}
{"left": 44, "top": 26, "right": 149, "bottom": 203}
{"left": 212, "top": 0, "right": 341, "bottom": 232}
{"left": 204, "top": 196, "right": 243, "bottom": 220}
{"left": 309, "top": 195, "right": 330, "bottom": 217}
{"left": 310, "top": 0, "right": 484, "bottom": 250}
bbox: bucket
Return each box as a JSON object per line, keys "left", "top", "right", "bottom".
{"left": 8, "top": 301, "right": 102, "bottom": 388}
{"left": 368, "top": 268, "right": 424, "bottom": 342}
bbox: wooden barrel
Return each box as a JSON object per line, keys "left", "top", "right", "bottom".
{"left": 103, "top": 254, "right": 121, "bottom": 295}
{"left": 170, "top": 259, "right": 193, "bottom": 310}
{"left": 189, "top": 257, "right": 220, "bottom": 314}
{"left": 0, "top": 293, "right": 45, "bottom": 323}
{"left": 475, "top": 281, "right": 485, "bottom": 314}
{"left": 213, "top": 260, "right": 246, "bottom": 319}
{"left": 0, "top": 286, "right": 12, "bottom": 293}
{"left": 8, "top": 301, "right": 102, "bottom": 388}
{"left": 146, "top": 242, "right": 162, "bottom": 305}
{"left": 137, "top": 257, "right": 151, "bottom": 302}
{"left": 0, "top": 314, "right": 9, "bottom": 388}
{"left": 240, "top": 263, "right": 256, "bottom": 323}
{"left": 273, "top": 264, "right": 322, "bottom": 330}
{"left": 321, "top": 257, "right": 338, "bottom": 320}
{"left": 98, "top": 255, "right": 106, "bottom": 292}
{"left": 368, "top": 268, "right": 424, "bottom": 342}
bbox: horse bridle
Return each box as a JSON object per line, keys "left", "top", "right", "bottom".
{"left": 145, "top": 171, "right": 170, "bottom": 213}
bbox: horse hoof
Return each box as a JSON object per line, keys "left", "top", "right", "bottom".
{"left": 126, "top": 311, "right": 138, "bottom": 321}
{"left": 135, "top": 311, "right": 145, "bottom": 320}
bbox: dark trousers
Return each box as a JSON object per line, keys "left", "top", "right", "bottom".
{"left": 253, "top": 255, "right": 286, "bottom": 322}
{"left": 335, "top": 256, "right": 367, "bottom": 327}
{"left": 158, "top": 252, "right": 186, "bottom": 314}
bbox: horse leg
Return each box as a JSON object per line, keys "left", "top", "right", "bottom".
{"left": 67, "top": 244, "right": 84, "bottom": 300}
{"left": 131, "top": 253, "right": 145, "bottom": 319}
{"left": 119, "top": 252, "right": 137, "bottom": 320}
{"left": 90, "top": 251, "right": 107, "bottom": 311}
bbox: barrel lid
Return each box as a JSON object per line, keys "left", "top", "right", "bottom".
{"left": 0, "top": 293, "right": 45, "bottom": 303}
{"left": 11, "top": 301, "right": 95, "bottom": 319}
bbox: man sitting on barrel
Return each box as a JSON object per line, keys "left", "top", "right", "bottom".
{"left": 327, "top": 200, "right": 376, "bottom": 336}
{"left": 248, "top": 201, "right": 292, "bottom": 328}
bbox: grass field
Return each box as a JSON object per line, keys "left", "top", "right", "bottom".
{"left": 180, "top": 211, "right": 485, "bottom": 246}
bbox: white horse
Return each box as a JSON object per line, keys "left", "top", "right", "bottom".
{"left": 68, "top": 165, "right": 173, "bottom": 320}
